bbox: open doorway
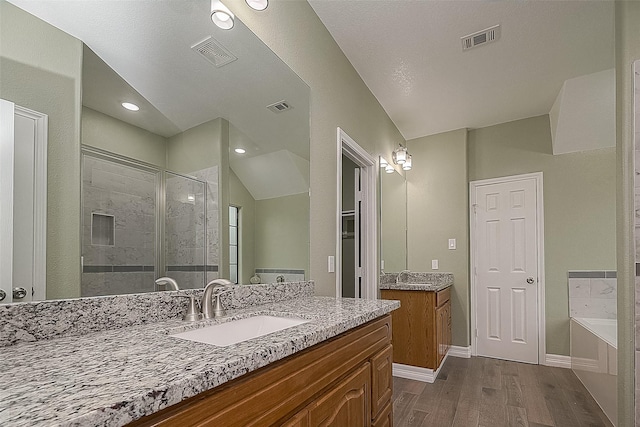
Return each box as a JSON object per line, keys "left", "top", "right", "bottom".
{"left": 336, "top": 128, "right": 377, "bottom": 299}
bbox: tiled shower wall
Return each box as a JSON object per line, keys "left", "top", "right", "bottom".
{"left": 81, "top": 156, "right": 156, "bottom": 296}
{"left": 165, "top": 166, "right": 219, "bottom": 289}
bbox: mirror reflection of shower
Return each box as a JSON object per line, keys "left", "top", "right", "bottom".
{"left": 80, "top": 148, "right": 219, "bottom": 297}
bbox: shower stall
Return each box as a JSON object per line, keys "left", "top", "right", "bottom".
{"left": 81, "top": 147, "right": 219, "bottom": 296}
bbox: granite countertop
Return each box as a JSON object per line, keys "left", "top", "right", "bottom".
{"left": 0, "top": 296, "right": 399, "bottom": 427}
{"left": 379, "top": 282, "right": 452, "bottom": 292}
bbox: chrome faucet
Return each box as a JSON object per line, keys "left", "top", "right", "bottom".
{"left": 202, "top": 279, "right": 233, "bottom": 319}
{"left": 155, "top": 277, "right": 179, "bottom": 291}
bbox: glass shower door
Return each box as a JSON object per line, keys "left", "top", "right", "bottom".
{"left": 164, "top": 172, "right": 207, "bottom": 289}
{"left": 81, "top": 152, "right": 157, "bottom": 297}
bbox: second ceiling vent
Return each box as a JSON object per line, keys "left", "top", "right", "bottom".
{"left": 461, "top": 25, "right": 501, "bottom": 51}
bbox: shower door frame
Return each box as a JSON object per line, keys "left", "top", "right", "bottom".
{"left": 80, "top": 146, "right": 209, "bottom": 289}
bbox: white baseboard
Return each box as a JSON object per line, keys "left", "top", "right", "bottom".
{"left": 392, "top": 352, "right": 449, "bottom": 383}
{"left": 544, "top": 353, "right": 571, "bottom": 369}
{"left": 448, "top": 345, "right": 471, "bottom": 358}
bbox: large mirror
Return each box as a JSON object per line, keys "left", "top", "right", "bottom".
{"left": 0, "top": 0, "right": 310, "bottom": 302}
{"left": 379, "top": 158, "right": 407, "bottom": 273}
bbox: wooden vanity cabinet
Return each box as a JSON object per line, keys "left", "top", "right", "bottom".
{"left": 381, "top": 287, "right": 451, "bottom": 370}
{"left": 129, "top": 315, "right": 393, "bottom": 427}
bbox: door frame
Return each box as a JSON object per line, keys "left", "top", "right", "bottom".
{"left": 336, "top": 128, "right": 377, "bottom": 299}
{"left": 0, "top": 99, "right": 48, "bottom": 302}
{"left": 469, "top": 172, "right": 546, "bottom": 363}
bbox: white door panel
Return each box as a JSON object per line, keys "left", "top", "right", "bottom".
{"left": 474, "top": 177, "right": 539, "bottom": 364}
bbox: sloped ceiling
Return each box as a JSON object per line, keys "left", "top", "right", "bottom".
{"left": 549, "top": 69, "right": 615, "bottom": 155}
{"left": 9, "top": 0, "right": 310, "bottom": 161}
{"left": 309, "top": 0, "right": 615, "bottom": 140}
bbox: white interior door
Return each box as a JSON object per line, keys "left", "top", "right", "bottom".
{"left": 472, "top": 175, "right": 540, "bottom": 364}
{"left": 0, "top": 99, "right": 47, "bottom": 304}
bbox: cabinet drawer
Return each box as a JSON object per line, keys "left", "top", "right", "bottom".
{"left": 436, "top": 287, "right": 450, "bottom": 307}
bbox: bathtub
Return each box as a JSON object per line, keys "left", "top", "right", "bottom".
{"left": 570, "top": 317, "right": 617, "bottom": 426}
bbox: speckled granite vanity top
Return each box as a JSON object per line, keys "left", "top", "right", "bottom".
{"left": 379, "top": 271, "right": 453, "bottom": 292}
{"left": 379, "top": 282, "right": 452, "bottom": 292}
{"left": 0, "top": 296, "right": 399, "bottom": 427}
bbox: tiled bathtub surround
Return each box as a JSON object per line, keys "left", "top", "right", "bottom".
{"left": 0, "top": 281, "right": 314, "bottom": 347}
{"left": 568, "top": 271, "right": 617, "bottom": 319}
{"left": 253, "top": 268, "right": 306, "bottom": 284}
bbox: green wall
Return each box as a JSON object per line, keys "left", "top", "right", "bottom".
{"left": 225, "top": 0, "right": 406, "bottom": 295}
{"left": 167, "top": 118, "right": 222, "bottom": 174}
{"left": 406, "top": 129, "right": 469, "bottom": 348}
{"left": 0, "top": 1, "right": 83, "bottom": 299}
{"left": 82, "top": 107, "right": 167, "bottom": 167}
{"left": 615, "top": 2, "right": 640, "bottom": 425}
{"left": 468, "top": 115, "right": 616, "bottom": 356}
{"left": 255, "top": 193, "right": 310, "bottom": 275}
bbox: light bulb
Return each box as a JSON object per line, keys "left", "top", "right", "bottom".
{"left": 121, "top": 102, "right": 139, "bottom": 111}
{"left": 211, "top": 1, "right": 234, "bottom": 29}
{"left": 234, "top": 148, "right": 246, "bottom": 154}
{"left": 385, "top": 164, "right": 395, "bottom": 174}
{"left": 402, "top": 155, "right": 412, "bottom": 171}
{"left": 246, "top": 0, "right": 268, "bottom": 11}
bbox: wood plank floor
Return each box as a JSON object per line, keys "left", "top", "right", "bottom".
{"left": 392, "top": 356, "right": 613, "bottom": 427}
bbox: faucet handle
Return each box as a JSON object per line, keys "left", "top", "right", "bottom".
{"left": 172, "top": 295, "right": 202, "bottom": 322}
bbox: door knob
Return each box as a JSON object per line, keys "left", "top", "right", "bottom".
{"left": 0, "top": 289, "right": 6, "bottom": 302}
{"left": 526, "top": 277, "right": 535, "bottom": 284}
{"left": 13, "top": 287, "right": 27, "bottom": 299}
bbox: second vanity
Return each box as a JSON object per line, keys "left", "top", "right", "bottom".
{"left": 0, "top": 282, "right": 399, "bottom": 426}
{"left": 380, "top": 272, "right": 453, "bottom": 381}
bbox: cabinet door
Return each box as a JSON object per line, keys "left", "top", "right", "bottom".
{"left": 371, "top": 345, "right": 393, "bottom": 420}
{"left": 282, "top": 409, "right": 309, "bottom": 427}
{"left": 446, "top": 302, "right": 452, "bottom": 356}
{"left": 308, "top": 363, "right": 371, "bottom": 427}
{"left": 435, "top": 304, "right": 446, "bottom": 367}
{"left": 372, "top": 401, "right": 393, "bottom": 427}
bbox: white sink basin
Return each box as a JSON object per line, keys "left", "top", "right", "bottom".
{"left": 170, "top": 315, "right": 309, "bottom": 347}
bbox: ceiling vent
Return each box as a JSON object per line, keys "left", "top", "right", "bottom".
{"left": 267, "top": 100, "right": 292, "bottom": 113}
{"left": 192, "top": 36, "right": 237, "bottom": 68}
{"left": 461, "top": 25, "right": 501, "bottom": 51}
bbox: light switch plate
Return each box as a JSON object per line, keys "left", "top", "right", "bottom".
{"left": 448, "top": 238, "right": 456, "bottom": 250}
{"left": 328, "top": 256, "right": 335, "bottom": 273}
{"left": 432, "top": 259, "right": 439, "bottom": 270}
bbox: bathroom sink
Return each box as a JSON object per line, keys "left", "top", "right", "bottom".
{"left": 170, "top": 315, "right": 309, "bottom": 347}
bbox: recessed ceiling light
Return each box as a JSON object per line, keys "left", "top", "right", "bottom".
{"left": 211, "top": 0, "right": 234, "bottom": 30}
{"left": 234, "top": 148, "right": 246, "bottom": 154}
{"left": 121, "top": 102, "right": 139, "bottom": 111}
{"left": 246, "top": 0, "right": 268, "bottom": 11}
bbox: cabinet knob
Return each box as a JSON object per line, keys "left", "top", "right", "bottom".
{"left": 0, "top": 289, "right": 6, "bottom": 302}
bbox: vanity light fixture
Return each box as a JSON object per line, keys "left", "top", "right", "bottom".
{"left": 402, "top": 154, "right": 412, "bottom": 171}
{"left": 211, "top": 0, "right": 235, "bottom": 30}
{"left": 392, "top": 145, "right": 408, "bottom": 165}
{"left": 385, "top": 164, "right": 395, "bottom": 174}
{"left": 121, "top": 102, "right": 139, "bottom": 111}
{"left": 234, "top": 148, "right": 246, "bottom": 154}
{"left": 246, "top": 0, "right": 268, "bottom": 11}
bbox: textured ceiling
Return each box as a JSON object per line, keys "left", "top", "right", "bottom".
{"left": 309, "top": 0, "right": 615, "bottom": 140}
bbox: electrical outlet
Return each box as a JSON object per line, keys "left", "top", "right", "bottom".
{"left": 432, "top": 259, "right": 439, "bottom": 270}
{"left": 328, "top": 256, "right": 335, "bottom": 273}
{"left": 448, "top": 238, "right": 456, "bottom": 250}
